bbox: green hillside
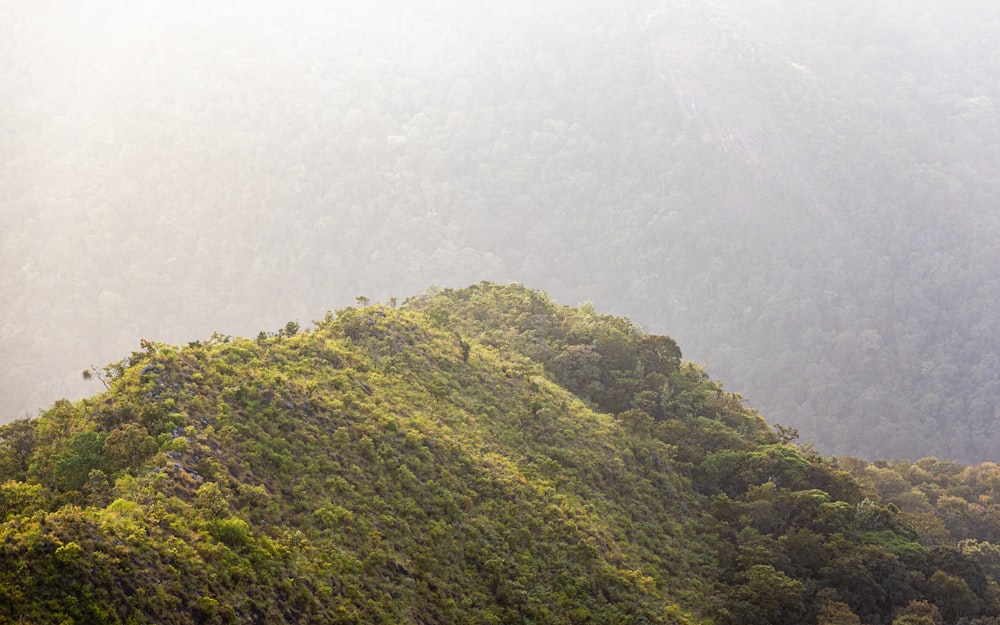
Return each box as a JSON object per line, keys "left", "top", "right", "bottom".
{"left": 2, "top": 283, "right": 1000, "bottom": 624}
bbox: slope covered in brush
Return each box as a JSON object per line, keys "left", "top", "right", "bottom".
{"left": 1, "top": 283, "right": 999, "bottom": 624}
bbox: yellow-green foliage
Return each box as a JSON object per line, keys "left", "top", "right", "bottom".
{"left": 0, "top": 283, "right": 996, "bottom": 625}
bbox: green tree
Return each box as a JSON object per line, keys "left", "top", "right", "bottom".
{"left": 549, "top": 345, "right": 604, "bottom": 399}
{"left": 727, "top": 564, "right": 806, "bottom": 625}
{"left": 893, "top": 600, "right": 943, "bottom": 625}
{"left": 616, "top": 408, "right": 654, "bottom": 434}
{"left": 0, "top": 419, "right": 37, "bottom": 481}
{"left": 819, "top": 602, "right": 864, "bottom": 625}
{"left": 102, "top": 423, "right": 157, "bottom": 474}
{"left": 928, "top": 570, "right": 979, "bottom": 622}
{"left": 636, "top": 335, "right": 682, "bottom": 376}
{"left": 52, "top": 431, "right": 107, "bottom": 491}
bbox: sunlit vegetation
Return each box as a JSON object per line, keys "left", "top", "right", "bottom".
{"left": 2, "top": 283, "right": 999, "bottom": 623}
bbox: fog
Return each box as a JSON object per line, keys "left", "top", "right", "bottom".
{"left": 3, "top": 0, "right": 1000, "bottom": 461}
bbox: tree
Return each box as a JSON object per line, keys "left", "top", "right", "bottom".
{"left": 0, "top": 419, "right": 38, "bottom": 481}
{"left": 636, "top": 335, "right": 682, "bottom": 376}
{"left": 892, "top": 600, "right": 943, "bottom": 625}
{"left": 616, "top": 409, "right": 654, "bottom": 434}
{"left": 52, "top": 431, "right": 107, "bottom": 492}
{"left": 727, "top": 564, "right": 806, "bottom": 625}
{"left": 549, "top": 345, "right": 604, "bottom": 400}
{"left": 928, "top": 570, "right": 979, "bottom": 622}
{"left": 817, "top": 602, "right": 863, "bottom": 625}
{"left": 102, "top": 423, "right": 157, "bottom": 474}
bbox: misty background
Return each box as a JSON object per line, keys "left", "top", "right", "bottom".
{"left": 3, "top": 0, "right": 1000, "bottom": 462}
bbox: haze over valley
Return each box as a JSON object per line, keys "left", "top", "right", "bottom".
{"left": 4, "top": 0, "right": 1000, "bottom": 462}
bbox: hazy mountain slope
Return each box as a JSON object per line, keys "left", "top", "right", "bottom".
{"left": 4, "top": 284, "right": 1000, "bottom": 624}
{"left": 3, "top": 0, "right": 1000, "bottom": 463}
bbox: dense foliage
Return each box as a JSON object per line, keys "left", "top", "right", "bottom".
{"left": 4, "top": 0, "right": 1000, "bottom": 463}
{"left": 2, "top": 283, "right": 1000, "bottom": 624}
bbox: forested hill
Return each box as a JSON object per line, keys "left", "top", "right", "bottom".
{"left": 4, "top": 0, "right": 1000, "bottom": 463}
{"left": 4, "top": 283, "right": 1000, "bottom": 624}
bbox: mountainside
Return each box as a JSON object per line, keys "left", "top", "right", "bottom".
{"left": 4, "top": 0, "right": 1000, "bottom": 463}
{"left": 4, "top": 283, "right": 1000, "bottom": 624}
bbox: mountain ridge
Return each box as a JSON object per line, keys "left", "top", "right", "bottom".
{"left": 2, "top": 282, "right": 1000, "bottom": 624}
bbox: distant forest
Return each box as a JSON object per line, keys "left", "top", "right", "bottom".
{"left": 3, "top": 0, "right": 1000, "bottom": 462}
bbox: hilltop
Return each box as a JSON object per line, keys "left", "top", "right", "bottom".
{"left": 2, "top": 283, "right": 1000, "bottom": 624}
